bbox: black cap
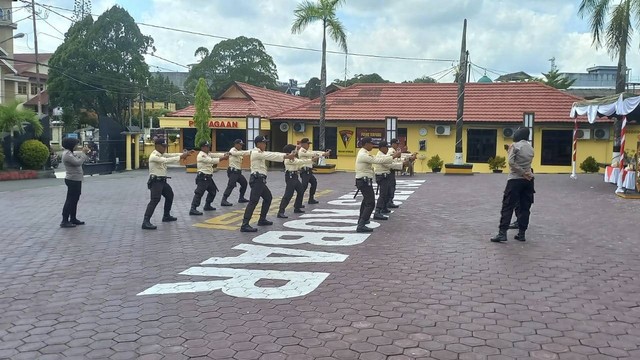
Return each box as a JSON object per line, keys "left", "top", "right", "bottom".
{"left": 154, "top": 138, "right": 168, "bottom": 146}
{"left": 199, "top": 141, "right": 211, "bottom": 148}
{"left": 300, "top": 138, "right": 311, "bottom": 144}
{"left": 513, "top": 127, "right": 530, "bottom": 142}
{"left": 233, "top": 139, "right": 244, "bottom": 145}
{"left": 254, "top": 135, "right": 269, "bottom": 143}
{"left": 390, "top": 138, "right": 399, "bottom": 144}
{"left": 378, "top": 141, "right": 389, "bottom": 148}
{"left": 282, "top": 144, "right": 296, "bottom": 153}
{"left": 360, "top": 137, "right": 374, "bottom": 145}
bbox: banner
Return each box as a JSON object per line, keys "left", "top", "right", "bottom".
{"left": 356, "top": 128, "right": 385, "bottom": 147}
{"left": 337, "top": 127, "right": 356, "bottom": 155}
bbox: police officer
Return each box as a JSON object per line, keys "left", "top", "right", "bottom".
{"left": 491, "top": 128, "right": 535, "bottom": 242}
{"left": 241, "top": 136, "right": 296, "bottom": 232}
{"left": 221, "top": 139, "right": 251, "bottom": 206}
{"left": 355, "top": 137, "right": 402, "bottom": 233}
{"left": 277, "top": 144, "right": 317, "bottom": 219}
{"left": 297, "top": 138, "right": 331, "bottom": 205}
{"left": 189, "top": 141, "right": 229, "bottom": 215}
{"left": 386, "top": 138, "right": 402, "bottom": 208}
{"left": 142, "top": 138, "right": 192, "bottom": 230}
{"left": 374, "top": 141, "right": 414, "bottom": 220}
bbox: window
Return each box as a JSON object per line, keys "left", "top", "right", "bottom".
{"left": 312, "top": 126, "right": 337, "bottom": 159}
{"left": 17, "top": 83, "right": 27, "bottom": 95}
{"left": 182, "top": 128, "right": 196, "bottom": 150}
{"left": 386, "top": 117, "right": 397, "bottom": 141}
{"left": 466, "top": 129, "right": 497, "bottom": 163}
{"left": 30, "top": 83, "right": 43, "bottom": 95}
{"left": 541, "top": 130, "right": 572, "bottom": 166}
{"left": 216, "top": 129, "right": 244, "bottom": 152}
{"left": 397, "top": 128, "right": 407, "bottom": 149}
{"left": 246, "top": 117, "right": 261, "bottom": 149}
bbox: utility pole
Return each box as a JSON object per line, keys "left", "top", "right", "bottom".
{"left": 31, "top": 0, "right": 42, "bottom": 118}
{"left": 454, "top": 19, "right": 468, "bottom": 165}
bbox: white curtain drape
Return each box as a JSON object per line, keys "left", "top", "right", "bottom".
{"left": 570, "top": 94, "right": 640, "bottom": 123}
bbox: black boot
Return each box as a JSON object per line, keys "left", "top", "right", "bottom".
{"left": 490, "top": 230, "right": 507, "bottom": 242}
{"left": 162, "top": 214, "right": 177, "bottom": 222}
{"left": 387, "top": 202, "right": 399, "bottom": 209}
{"left": 373, "top": 209, "right": 388, "bottom": 221}
{"left": 509, "top": 221, "right": 519, "bottom": 229}
{"left": 308, "top": 198, "right": 319, "bottom": 204}
{"left": 142, "top": 218, "right": 157, "bottom": 230}
{"left": 294, "top": 208, "right": 305, "bottom": 213}
{"left": 356, "top": 219, "right": 373, "bottom": 233}
{"left": 238, "top": 196, "right": 249, "bottom": 203}
{"left": 70, "top": 218, "right": 85, "bottom": 225}
{"left": 240, "top": 220, "right": 257, "bottom": 232}
{"left": 60, "top": 221, "right": 76, "bottom": 228}
{"left": 257, "top": 218, "right": 273, "bottom": 226}
{"left": 380, "top": 208, "right": 391, "bottom": 214}
{"left": 277, "top": 212, "right": 288, "bottom": 219}
{"left": 221, "top": 197, "right": 233, "bottom": 206}
{"left": 203, "top": 203, "right": 216, "bottom": 211}
{"left": 189, "top": 207, "right": 203, "bottom": 216}
{"left": 514, "top": 230, "right": 526, "bottom": 242}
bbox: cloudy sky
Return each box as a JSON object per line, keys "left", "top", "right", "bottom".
{"left": 13, "top": 0, "right": 640, "bottom": 85}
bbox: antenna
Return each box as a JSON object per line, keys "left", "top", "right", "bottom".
{"left": 548, "top": 57, "right": 557, "bottom": 71}
{"left": 344, "top": 52, "right": 348, "bottom": 85}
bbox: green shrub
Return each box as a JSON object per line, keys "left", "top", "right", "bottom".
{"left": 168, "top": 134, "right": 178, "bottom": 143}
{"left": 427, "top": 154, "right": 444, "bottom": 169}
{"left": 580, "top": 156, "right": 600, "bottom": 173}
{"left": 488, "top": 156, "right": 507, "bottom": 170}
{"left": 0, "top": 148, "right": 5, "bottom": 170}
{"left": 18, "top": 140, "right": 49, "bottom": 170}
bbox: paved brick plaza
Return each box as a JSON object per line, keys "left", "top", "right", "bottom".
{"left": 1, "top": 169, "right": 639, "bottom": 360}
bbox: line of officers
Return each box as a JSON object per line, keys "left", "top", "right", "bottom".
{"left": 142, "top": 136, "right": 415, "bottom": 233}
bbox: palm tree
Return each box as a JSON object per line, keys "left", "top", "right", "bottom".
{"left": 292, "top": 0, "right": 347, "bottom": 151}
{"left": 0, "top": 101, "right": 43, "bottom": 167}
{"left": 579, "top": 0, "right": 639, "bottom": 154}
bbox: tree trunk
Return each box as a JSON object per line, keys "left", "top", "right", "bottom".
{"left": 613, "top": 1, "right": 630, "bottom": 154}
{"left": 319, "top": 20, "right": 327, "bottom": 151}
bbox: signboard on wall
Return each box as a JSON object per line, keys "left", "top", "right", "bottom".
{"left": 356, "top": 128, "right": 385, "bottom": 146}
{"left": 337, "top": 127, "right": 356, "bottom": 155}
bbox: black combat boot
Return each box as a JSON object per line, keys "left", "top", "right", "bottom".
{"left": 203, "top": 202, "right": 216, "bottom": 211}
{"left": 238, "top": 196, "right": 249, "bottom": 203}
{"left": 277, "top": 212, "right": 288, "bottom": 219}
{"left": 514, "top": 230, "right": 526, "bottom": 242}
{"left": 373, "top": 209, "right": 388, "bottom": 221}
{"left": 162, "top": 214, "right": 177, "bottom": 222}
{"left": 509, "top": 221, "right": 519, "bottom": 229}
{"left": 257, "top": 218, "right": 273, "bottom": 226}
{"left": 142, "top": 218, "right": 157, "bottom": 230}
{"left": 70, "top": 218, "right": 85, "bottom": 225}
{"left": 240, "top": 220, "right": 257, "bottom": 232}
{"left": 60, "top": 221, "right": 76, "bottom": 228}
{"left": 308, "top": 198, "right": 319, "bottom": 204}
{"left": 387, "top": 202, "right": 399, "bottom": 209}
{"left": 356, "top": 218, "right": 373, "bottom": 233}
{"left": 380, "top": 208, "right": 391, "bottom": 214}
{"left": 221, "top": 197, "right": 233, "bottom": 206}
{"left": 490, "top": 230, "right": 507, "bottom": 242}
{"left": 294, "top": 208, "right": 305, "bottom": 213}
{"left": 189, "top": 207, "right": 203, "bottom": 215}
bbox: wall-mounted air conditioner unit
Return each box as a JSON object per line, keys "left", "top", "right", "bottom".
{"left": 576, "top": 129, "right": 591, "bottom": 140}
{"left": 293, "top": 123, "right": 305, "bottom": 132}
{"left": 593, "top": 128, "right": 610, "bottom": 140}
{"left": 502, "top": 128, "right": 516, "bottom": 138}
{"left": 279, "top": 123, "right": 290, "bottom": 132}
{"left": 435, "top": 125, "right": 450, "bottom": 136}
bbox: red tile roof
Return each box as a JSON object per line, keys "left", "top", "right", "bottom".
{"left": 24, "top": 90, "right": 49, "bottom": 106}
{"left": 272, "top": 82, "right": 590, "bottom": 123}
{"left": 169, "top": 82, "right": 308, "bottom": 118}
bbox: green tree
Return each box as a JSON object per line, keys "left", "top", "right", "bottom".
{"left": 292, "top": 0, "right": 348, "bottom": 151}
{"left": 541, "top": 68, "right": 576, "bottom": 89}
{"left": 47, "top": 6, "right": 154, "bottom": 125}
{"left": 335, "top": 73, "right": 390, "bottom": 86}
{"left": 186, "top": 36, "right": 278, "bottom": 96}
{"left": 147, "top": 74, "right": 189, "bottom": 110}
{"left": 300, "top": 77, "right": 321, "bottom": 99}
{"left": 0, "top": 101, "right": 43, "bottom": 166}
{"left": 193, "top": 78, "right": 212, "bottom": 149}
{"left": 578, "top": 0, "right": 638, "bottom": 154}
{"left": 404, "top": 75, "right": 438, "bottom": 83}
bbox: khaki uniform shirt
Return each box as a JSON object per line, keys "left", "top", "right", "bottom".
{"left": 387, "top": 146, "right": 403, "bottom": 168}
{"left": 228, "top": 147, "right": 251, "bottom": 170}
{"left": 298, "top": 147, "right": 324, "bottom": 170}
{"left": 284, "top": 158, "right": 307, "bottom": 172}
{"left": 508, "top": 140, "right": 535, "bottom": 181}
{"left": 250, "top": 149, "right": 285, "bottom": 176}
{"left": 374, "top": 151, "right": 404, "bottom": 175}
{"left": 149, "top": 150, "right": 182, "bottom": 177}
{"left": 197, "top": 151, "right": 225, "bottom": 175}
{"left": 355, "top": 147, "right": 394, "bottom": 179}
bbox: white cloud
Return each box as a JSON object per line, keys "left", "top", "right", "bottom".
{"left": 13, "top": 0, "right": 640, "bottom": 85}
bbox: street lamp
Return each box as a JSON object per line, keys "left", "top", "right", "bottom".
{"left": 0, "top": 33, "right": 26, "bottom": 45}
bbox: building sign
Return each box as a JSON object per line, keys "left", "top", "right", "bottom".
{"left": 337, "top": 127, "right": 356, "bottom": 155}
{"left": 356, "top": 128, "right": 385, "bottom": 146}
{"left": 187, "top": 120, "right": 239, "bottom": 128}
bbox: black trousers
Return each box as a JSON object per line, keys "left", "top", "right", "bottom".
{"left": 279, "top": 173, "right": 304, "bottom": 213}
{"left": 223, "top": 169, "right": 248, "bottom": 199}
{"left": 512, "top": 176, "right": 534, "bottom": 222}
{"left": 375, "top": 175, "right": 391, "bottom": 210}
{"left": 242, "top": 175, "right": 272, "bottom": 223}
{"left": 301, "top": 169, "right": 317, "bottom": 199}
{"left": 144, "top": 180, "right": 174, "bottom": 220}
{"left": 499, "top": 179, "right": 535, "bottom": 232}
{"left": 388, "top": 171, "right": 397, "bottom": 204}
{"left": 191, "top": 175, "right": 217, "bottom": 208}
{"left": 62, "top": 179, "right": 82, "bottom": 222}
{"left": 356, "top": 178, "right": 375, "bottom": 224}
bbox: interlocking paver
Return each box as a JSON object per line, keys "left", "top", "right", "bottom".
{"left": 1, "top": 172, "right": 640, "bottom": 359}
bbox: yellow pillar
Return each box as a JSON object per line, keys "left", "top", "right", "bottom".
{"left": 125, "top": 134, "right": 132, "bottom": 171}
{"left": 134, "top": 135, "right": 140, "bottom": 169}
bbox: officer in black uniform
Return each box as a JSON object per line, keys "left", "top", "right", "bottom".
{"left": 189, "top": 141, "right": 229, "bottom": 215}
{"left": 387, "top": 138, "right": 401, "bottom": 208}
{"left": 221, "top": 139, "right": 251, "bottom": 206}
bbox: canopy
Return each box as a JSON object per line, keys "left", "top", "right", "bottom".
{"left": 570, "top": 93, "right": 640, "bottom": 123}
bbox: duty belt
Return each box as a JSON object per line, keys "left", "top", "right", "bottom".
{"left": 149, "top": 175, "right": 169, "bottom": 180}
{"left": 375, "top": 173, "right": 390, "bottom": 178}
{"left": 227, "top": 167, "right": 242, "bottom": 173}
{"left": 285, "top": 170, "right": 298, "bottom": 175}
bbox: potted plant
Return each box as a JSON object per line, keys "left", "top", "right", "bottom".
{"left": 488, "top": 156, "right": 506, "bottom": 173}
{"left": 139, "top": 153, "right": 149, "bottom": 169}
{"left": 427, "top": 154, "right": 444, "bottom": 173}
